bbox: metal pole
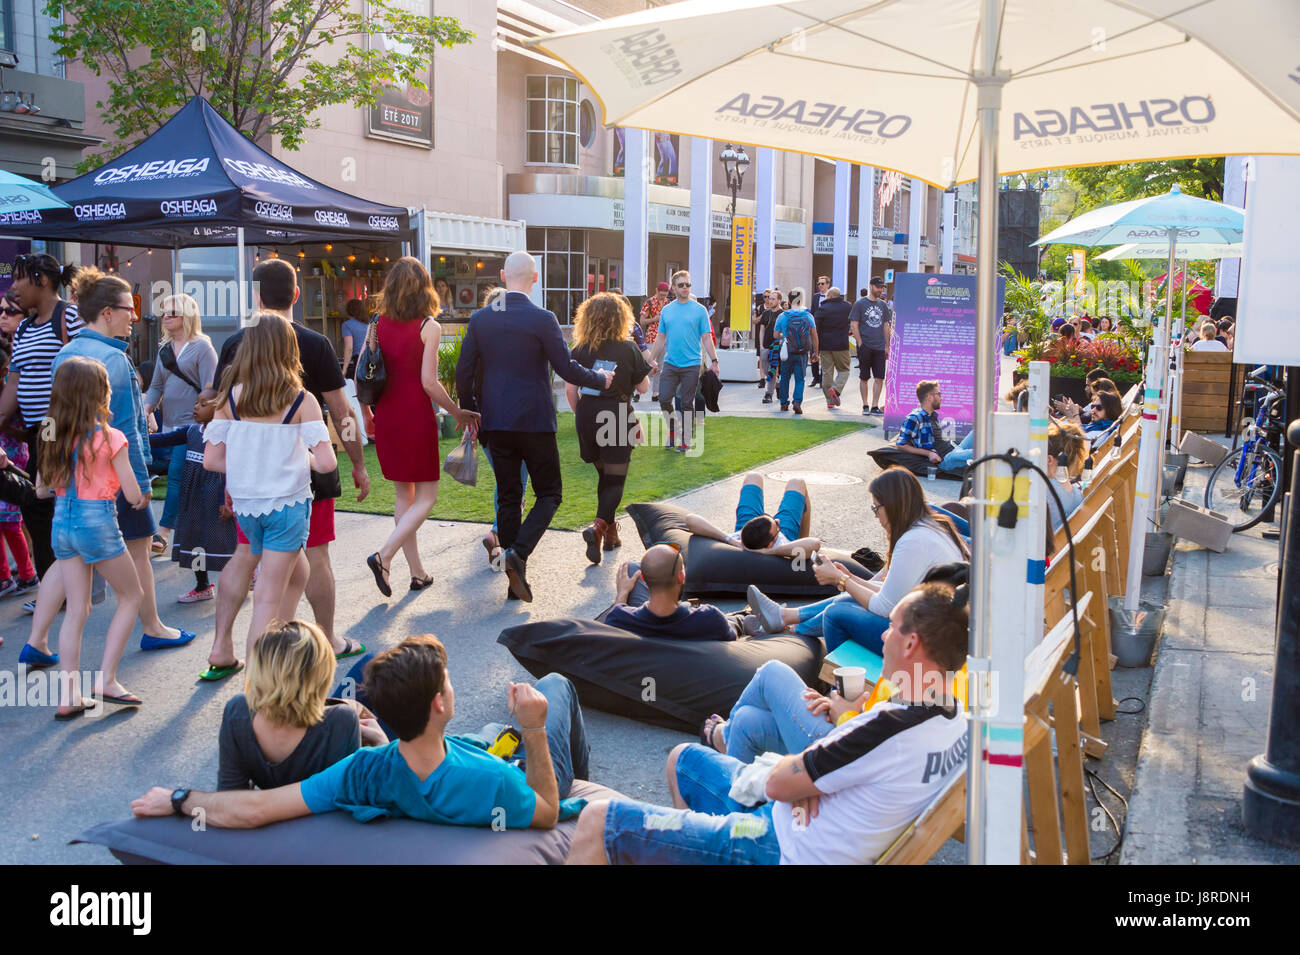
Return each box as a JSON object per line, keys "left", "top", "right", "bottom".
{"left": 966, "top": 0, "right": 1007, "bottom": 866}
{"left": 236, "top": 226, "right": 247, "bottom": 325}
{"left": 1242, "top": 417, "right": 1300, "bottom": 847}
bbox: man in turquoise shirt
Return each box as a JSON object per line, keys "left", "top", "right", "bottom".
{"left": 651, "top": 270, "right": 719, "bottom": 453}
{"left": 131, "top": 635, "right": 591, "bottom": 831}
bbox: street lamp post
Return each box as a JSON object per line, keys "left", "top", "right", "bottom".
{"left": 720, "top": 143, "right": 750, "bottom": 344}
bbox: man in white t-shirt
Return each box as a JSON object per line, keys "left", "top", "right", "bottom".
{"left": 564, "top": 583, "right": 970, "bottom": 865}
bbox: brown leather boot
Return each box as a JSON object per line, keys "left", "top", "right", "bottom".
{"left": 603, "top": 520, "right": 622, "bottom": 551}
{"left": 582, "top": 517, "right": 607, "bottom": 564}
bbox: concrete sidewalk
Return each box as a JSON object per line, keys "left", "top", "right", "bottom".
{"left": 1121, "top": 456, "right": 1300, "bottom": 864}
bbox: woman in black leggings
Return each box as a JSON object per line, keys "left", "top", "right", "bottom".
{"left": 565, "top": 292, "right": 651, "bottom": 564}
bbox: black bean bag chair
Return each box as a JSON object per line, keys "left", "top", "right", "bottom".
{"left": 625, "top": 501, "right": 874, "bottom": 597}
{"left": 73, "top": 779, "right": 619, "bottom": 865}
{"left": 866, "top": 445, "right": 965, "bottom": 480}
{"left": 498, "top": 617, "right": 824, "bottom": 732}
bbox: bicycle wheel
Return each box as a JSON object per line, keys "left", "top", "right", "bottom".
{"left": 1204, "top": 444, "right": 1283, "bottom": 532}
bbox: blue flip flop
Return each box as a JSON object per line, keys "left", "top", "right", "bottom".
{"left": 140, "top": 629, "right": 197, "bottom": 652}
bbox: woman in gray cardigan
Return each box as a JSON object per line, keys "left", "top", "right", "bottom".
{"left": 143, "top": 293, "right": 217, "bottom": 558}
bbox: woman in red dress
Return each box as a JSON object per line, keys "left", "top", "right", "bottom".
{"left": 359, "top": 257, "right": 478, "bottom": 598}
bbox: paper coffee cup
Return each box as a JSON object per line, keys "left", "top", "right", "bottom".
{"left": 834, "top": 666, "right": 867, "bottom": 700}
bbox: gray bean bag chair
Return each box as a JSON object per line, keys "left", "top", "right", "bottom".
{"left": 499, "top": 617, "right": 824, "bottom": 732}
{"left": 73, "top": 779, "right": 618, "bottom": 865}
{"left": 626, "top": 501, "right": 873, "bottom": 597}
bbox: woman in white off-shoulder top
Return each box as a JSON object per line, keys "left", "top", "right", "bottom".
{"left": 204, "top": 313, "right": 336, "bottom": 652}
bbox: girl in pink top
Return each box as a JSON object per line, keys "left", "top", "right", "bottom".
{"left": 36, "top": 357, "right": 147, "bottom": 717}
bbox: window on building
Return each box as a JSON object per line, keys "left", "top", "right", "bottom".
{"left": 0, "top": 0, "right": 13, "bottom": 53}
{"left": 528, "top": 227, "right": 587, "bottom": 323}
{"left": 579, "top": 99, "right": 597, "bottom": 149}
{"left": 526, "top": 75, "right": 579, "bottom": 166}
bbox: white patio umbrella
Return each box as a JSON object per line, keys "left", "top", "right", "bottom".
{"left": 532, "top": 0, "right": 1300, "bottom": 865}
{"left": 0, "top": 169, "right": 70, "bottom": 213}
{"left": 1096, "top": 242, "right": 1242, "bottom": 261}
{"left": 1034, "top": 186, "right": 1244, "bottom": 612}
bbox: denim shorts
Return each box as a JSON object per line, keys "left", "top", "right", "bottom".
{"left": 602, "top": 744, "right": 782, "bottom": 865}
{"left": 236, "top": 499, "right": 311, "bottom": 555}
{"left": 52, "top": 496, "right": 127, "bottom": 564}
{"left": 733, "top": 483, "right": 807, "bottom": 539}
{"left": 115, "top": 488, "right": 158, "bottom": 541}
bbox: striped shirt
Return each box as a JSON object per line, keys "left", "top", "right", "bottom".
{"left": 11, "top": 301, "right": 82, "bottom": 426}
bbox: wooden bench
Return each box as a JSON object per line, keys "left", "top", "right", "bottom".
{"left": 877, "top": 594, "right": 1093, "bottom": 865}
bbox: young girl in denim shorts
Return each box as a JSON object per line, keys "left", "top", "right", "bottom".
{"left": 203, "top": 312, "right": 336, "bottom": 653}
{"left": 36, "top": 357, "right": 147, "bottom": 718}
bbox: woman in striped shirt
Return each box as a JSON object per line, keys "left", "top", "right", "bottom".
{"left": 0, "top": 253, "right": 82, "bottom": 583}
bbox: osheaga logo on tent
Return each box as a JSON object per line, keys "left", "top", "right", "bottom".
{"left": 716, "top": 94, "right": 912, "bottom": 139}
{"left": 159, "top": 198, "right": 217, "bottom": 218}
{"left": 94, "top": 157, "right": 210, "bottom": 185}
{"left": 224, "top": 158, "right": 316, "bottom": 190}
{"left": 315, "top": 209, "right": 350, "bottom": 227}
{"left": 75, "top": 202, "right": 127, "bottom": 221}
{"left": 255, "top": 201, "right": 294, "bottom": 222}
{"left": 367, "top": 215, "right": 400, "bottom": 230}
{"left": 1012, "top": 96, "right": 1216, "bottom": 143}
{"left": 602, "top": 28, "right": 682, "bottom": 86}
{"left": 0, "top": 209, "right": 42, "bottom": 225}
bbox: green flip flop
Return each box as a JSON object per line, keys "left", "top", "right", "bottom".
{"left": 199, "top": 661, "right": 245, "bottom": 682}
{"left": 335, "top": 639, "right": 366, "bottom": 661}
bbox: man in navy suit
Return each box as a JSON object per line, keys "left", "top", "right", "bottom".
{"left": 456, "top": 252, "right": 613, "bottom": 603}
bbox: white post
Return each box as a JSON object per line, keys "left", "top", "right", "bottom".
{"left": 907, "top": 178, "right": 923, "bottom": 273}
{"left": 236, "top": 227, "right": 247, "bottom": 324}
{"left": 857, "top": 166, "right": 874, "bottom": 296}
{"left": 1024, "top": 360, "right": 1050, "bottom": 645}
{"left": 754, "top": 148, "right": 776, "bottom": 291}
{"left": 832, "top": 160, "right": 851, "bottom": 292}
{"left": 967, "top": 0, "right": 1013, "bottom": 865}
{"left": 1124, "top": 341, "right": 1165, "bottom": 608}
{"left": 689, "top": 137, "right": 713, "bottom": 299}
{"left": 942, "top": 190, "right": 956, "bottom": 274}
{"left": 623, "top": 128, "right": 650, "bottom": 296}
{"left": 1169, "top": 260, "right": 1188, "bottom": 453}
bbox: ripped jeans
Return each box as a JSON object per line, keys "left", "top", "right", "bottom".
{"left": 600, "top": 744, "right": 782, "bottom": 865}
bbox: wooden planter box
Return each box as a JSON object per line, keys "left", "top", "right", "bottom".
{"left": 1180, "top": 351, "right": 1234, "bottom": 433}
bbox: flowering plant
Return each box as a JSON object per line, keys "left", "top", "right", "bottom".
{"left": 1016, "top": 336, "right": 1143, "bottom": 384}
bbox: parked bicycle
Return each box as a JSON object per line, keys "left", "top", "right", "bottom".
{"left": 1204, "top": 367, "right": 1284, "bottom": 532}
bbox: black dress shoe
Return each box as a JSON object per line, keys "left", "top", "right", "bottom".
{"left": 503, "top": 549, "right": 533, "bottom": 602}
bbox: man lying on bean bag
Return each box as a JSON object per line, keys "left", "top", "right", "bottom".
{"left": 683, "top": 471, "right": 855, "bottom": 562}
{"left": 130, "top": 635, "right": 590, "bottom": 831}
{"left": 605, "top": 544, "right": 763, "bottom": 641}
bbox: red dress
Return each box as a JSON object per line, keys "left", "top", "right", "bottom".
{"left": 373, "top": 314, "right": 440, "bottom": 482}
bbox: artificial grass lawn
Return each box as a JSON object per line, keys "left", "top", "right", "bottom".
{"left": 333, "top": 413, "right": 864, "bottom": 531}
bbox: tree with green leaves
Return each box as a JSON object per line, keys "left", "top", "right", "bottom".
{"left": 1063, "top": 158, "right": 1225, "bottom": 205}
{"left": 50, "top": 0, "right": 474, "bottom": 170}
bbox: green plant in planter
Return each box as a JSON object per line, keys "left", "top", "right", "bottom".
{"left": 437, "top": 331, "right": 464, "bottom": 401}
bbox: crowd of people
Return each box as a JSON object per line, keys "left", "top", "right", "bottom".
{"left": 3, "top": 248, "right": 1095, "bottom": 864}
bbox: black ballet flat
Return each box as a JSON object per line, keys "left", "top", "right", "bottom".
{"left": 410, "top": 574, "right": 435, "bottom": 591}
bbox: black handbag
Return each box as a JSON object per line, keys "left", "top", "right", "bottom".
{"left": 354, "top": 318, "right": 386, "bottom": 405}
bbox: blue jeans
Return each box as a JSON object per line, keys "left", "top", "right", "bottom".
{"left": 483, "top": 444, "right": 528, "bottom": 534}
{"left": 160, "top": 443, "right": 186, "bottom": 530}
{"left": 940, "top": 431, "right": 975, "bottom": 473}
{"left": 724, "top": 660, "right": 833, "bottom": 763}
{"left": 734, "top": 483, "right": 807, "bottom": 540}
{"left": 778, "top": 353, "right": 808, "bottom": 406}
{"left": 792, "top": 592, "right": 889, "bottom": 652}
{"left": 603, "top": 744, "right": 782, "bottom": 865}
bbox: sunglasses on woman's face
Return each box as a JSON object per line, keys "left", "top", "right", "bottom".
{"left": 1, "top": 306, "right": 23, "bottom": 317}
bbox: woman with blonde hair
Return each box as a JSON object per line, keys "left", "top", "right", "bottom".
{"left": 204, "top": 312, "right": 337, "bottom": 652}
{"left": 358, "top": 256, "right": 478, "bottom": 598}
{"left": 144, "top": 292, "right": 217, "bottom": 558}
{"left": 565, "top": 292, "right": 651, "bottom": 562}
{"left": 218, "top": 619, "right": 386, "bottom": 790}
{"left": 1046, "top": 420, "right": 1089, "bottom": 535}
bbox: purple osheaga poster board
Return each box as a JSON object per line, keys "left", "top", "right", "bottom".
{"left": 0, "top": 239, "right": 33, "bottom": 297}
{"left": 883, "top": 272, "right": 1004, "bottom": 441}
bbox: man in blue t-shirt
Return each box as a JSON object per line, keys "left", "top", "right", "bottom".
{"left": 650, "top": 270, "right": 719, "bottom": 452}
{"left": 130, "top": 636, "right": 590, "bottom": 831}
{"left": 606, "top": 544, "right": 755, "bottom": 641}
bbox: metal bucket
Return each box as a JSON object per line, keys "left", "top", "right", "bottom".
{"left": 1143, "top": 531, "right": 1173, "bottom": 576}
{"left": 1162, "top": 453, "right": 1189, "bottom": 496}
{"left": 1109, "top": 596, "right": 1166, "bottom": 668}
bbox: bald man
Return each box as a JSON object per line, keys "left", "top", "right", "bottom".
{"left": 456, "top": 252, "right": 613, "bottom": 603}
{"left": 606, "top": 544, "right": 757, "bottom": 641}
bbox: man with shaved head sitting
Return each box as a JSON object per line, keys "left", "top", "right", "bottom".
{"left": 606, "top": 543, "right": 757, "bottom": 641}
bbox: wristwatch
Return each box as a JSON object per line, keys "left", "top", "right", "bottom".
{"left": 170, "top": 788, "right": 191, "bottom": 817}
